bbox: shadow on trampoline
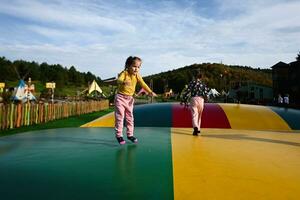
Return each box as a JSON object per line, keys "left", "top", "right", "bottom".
{"left": 1, "top": 136, "right": 118, "bottom": 147}
{"left": 172, "top": 129, "right": 300, "bottom": 147}
{"left": 202, "top": 134, "right": 300, "bottom": 147}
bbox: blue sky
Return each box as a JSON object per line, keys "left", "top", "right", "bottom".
{"left": 0, "top": 0, "right": 299, "bottom": 79}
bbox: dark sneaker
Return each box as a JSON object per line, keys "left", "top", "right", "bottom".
{"left": 127, "top": 136, "right": 138, "bottom": 143}
{"left": 193, "top": 127, "right": 201, "bottom": 136}
{"left": 116, "top": 136, "right": 126, "bottom": 145}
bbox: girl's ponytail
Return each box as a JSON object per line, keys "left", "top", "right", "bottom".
{"left": 125, "top": 56, "right": 133, "bottom": 70}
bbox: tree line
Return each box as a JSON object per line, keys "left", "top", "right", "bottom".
{"left": 0, "top": 56, "right": 273, "bottom": 97}
{"left": 0, "top": 56, "right": 102, "bottom": 88}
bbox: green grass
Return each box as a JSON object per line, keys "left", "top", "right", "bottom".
{"left": 0, "top": 108, "right": 114, "bottom": 137}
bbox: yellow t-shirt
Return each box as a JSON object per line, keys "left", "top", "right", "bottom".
{"left": 117, "top": 70, "right": 152, "bottom": 96}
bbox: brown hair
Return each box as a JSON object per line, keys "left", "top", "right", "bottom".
{"left": 125, "top": 56, "right": 142, "bottom": 70}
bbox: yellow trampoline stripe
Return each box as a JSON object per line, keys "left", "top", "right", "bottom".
{"left": 171, "top": 128, "right": 300, "bottom": 200}
{"left": 219, "top": 103, "right": 291, "bottom": 131}
{"left": 81, "top": 112, "right": 115, "bottom": 127}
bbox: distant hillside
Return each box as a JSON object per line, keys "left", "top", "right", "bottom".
{"left": 144, "top": 63, "right": 272, "bottom": 94}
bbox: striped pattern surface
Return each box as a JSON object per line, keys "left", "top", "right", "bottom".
{"left": 82, "top": 103, "right": 300, "bottom": 131}
{"left": 2, "top": 102, "right": 300, "bottom": 199}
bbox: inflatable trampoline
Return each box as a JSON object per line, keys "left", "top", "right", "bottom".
{"left": 0, "top": 103, "right": 300, "bottom": 199}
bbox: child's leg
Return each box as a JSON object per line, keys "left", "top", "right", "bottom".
{"left": 197, "top": 97, "right": 204, "bottom": 129}
{"left": 114, "top": 94, "right": 126, "bottom": 137}
{"left": 125, "top": 97, "right": 135, "bottom": 137}
{"left": 190, "top": 97, "right": 199, "bottom": 129}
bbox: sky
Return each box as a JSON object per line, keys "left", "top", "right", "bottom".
{"left": 0, "top": 0, "right": 299, "bottom": 79}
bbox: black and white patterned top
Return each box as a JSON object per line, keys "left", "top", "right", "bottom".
{"left": 182, "top": 79, "right": 209, "bottom": 103}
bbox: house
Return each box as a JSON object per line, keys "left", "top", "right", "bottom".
{"left": 272, "top": 60, "right": 300, "bottom": 104}
{"left": 228, "top": 81, "right": 273, "bottom": 104}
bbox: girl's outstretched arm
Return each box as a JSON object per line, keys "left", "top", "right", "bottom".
{"left": 137, "top": 74, "right": 153, "bottom": 94}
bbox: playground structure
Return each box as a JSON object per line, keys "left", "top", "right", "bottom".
{"left": 12, "top": 78, "right": 36, "bottom": 103}
{"left": 164, "top": 89, "right": 173, "bottom": 98}
{"left": 80, "top": 80, "right": 106, "bottom": 99}
{"left": 1, "top": 102, "right": 300, "bottom": 199}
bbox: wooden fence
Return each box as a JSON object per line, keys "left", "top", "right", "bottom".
{"left": 0, "top": 100, "right": 109, "bottom": 130}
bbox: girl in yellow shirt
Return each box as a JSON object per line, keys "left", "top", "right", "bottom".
{"left": 115, "top": 56, "right": 157, "bottom": 145}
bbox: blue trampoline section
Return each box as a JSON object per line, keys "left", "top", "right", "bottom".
{"left": 133, "top": 103, "right": 173, "bottom": 127}
{"left": 269, "top": 106, "right": 300, "bottom": 130}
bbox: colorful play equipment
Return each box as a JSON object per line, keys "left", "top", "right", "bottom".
{"left": 80, "top": 80, "right": 105, "bottom": 98}
{"left": 11, "top": 78, "right": 36, "bottom": 102}
{"left": 1, "top": 102, "right": 300, "bottom": 199}
{"left": 80, "top": 102, "right": 300, "bottom": 199}
{"left": 82, "top": 102, "right": 300, "bottom": 131}
{"left": 164, "top": 89, "right": 173, "bottom": 98}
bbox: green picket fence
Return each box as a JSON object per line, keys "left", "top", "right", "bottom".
{"left": 0, "top": 100, "right": 109, "bottom": 130}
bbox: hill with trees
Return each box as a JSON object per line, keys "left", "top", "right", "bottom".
{"left": 144, "top": 63, "right": 272, "bottom": 94}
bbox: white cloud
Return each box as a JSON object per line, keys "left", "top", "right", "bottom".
{"left": 0, "top": 0, "right": 136, "bottom": 32}
{"left": 0, "top": 0, "right": 299, "bottom": 78}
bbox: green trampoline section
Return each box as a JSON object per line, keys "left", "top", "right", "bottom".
{"left": 0, "top": 127, "right": 173, "bottom": 200}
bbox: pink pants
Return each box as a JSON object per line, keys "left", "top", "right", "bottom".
{"left": 114, "top": 93, "right": 134, "bottom": 137}
{"left": 190, "top": 96, "right": 204, "bottom": 130}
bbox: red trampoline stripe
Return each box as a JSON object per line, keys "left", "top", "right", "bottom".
{"left": 202, "top": 103, "right": 231, "bottom": 128}
{"left": 172, "top": 104, "right": 192, "bottom": 127}
{"left": 172, "top": 103, "right": 231, "bottom": 128}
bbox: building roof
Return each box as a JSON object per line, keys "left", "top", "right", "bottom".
{"left": 271, "top": 61, "right": 289, "bottom": 68}
{"left": 289, "top": 60, "right": 300, "bottom": 67}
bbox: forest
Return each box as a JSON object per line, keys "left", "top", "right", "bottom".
{"left": 0, "top": 56, "right": 101, "bottom": 87}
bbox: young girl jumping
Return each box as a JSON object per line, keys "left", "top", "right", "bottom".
{"left": 114, "top": 56, "right": 157, "bottom": 145}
